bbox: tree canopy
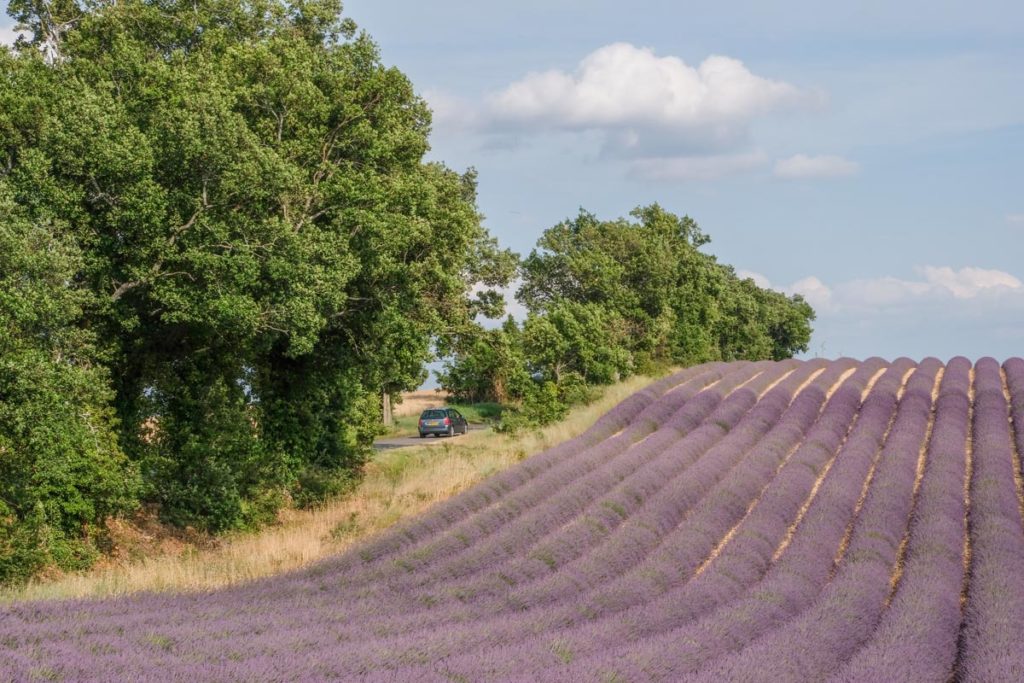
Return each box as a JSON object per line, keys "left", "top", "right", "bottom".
{"left": 442, "top": 205, "right": 814, "bottom": 425}
{"left": 0, "top": 0, "right": 514, "bottom": 565}
{"left": 519, "top": 204, "right": 814, "bottom": 371}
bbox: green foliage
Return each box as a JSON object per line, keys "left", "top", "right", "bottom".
{"left": 438, "top": 317, "right": 530, "bottom": 404}
{"left": 522, "top": 301, "right": 632, "bottom": 385}
{"left": 449, "top": 402, "right": 504, "bottom": 424}
{"left": 0, "top": 188, "right": 140, "bottom": 583}
{"left": 486, "top": 203, "right": 814, "bottom": 432}
{"left": 0, "top": 0, "right": 513, "bottom": 575}
{"left": 519, "top": 204, "right": 815, "bottom": 369}
{"left": 0, "top": 0, "right": 808, "bottom": 584}
{"left": 496, "top": 380, "right": 569, "bottom": 434}
{"left": 292, "top": 467, "right": 358, "bottom": 510}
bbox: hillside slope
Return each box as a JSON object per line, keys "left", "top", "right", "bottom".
{"left": 2, "top": 358, "right": 1024, "bottom": 682}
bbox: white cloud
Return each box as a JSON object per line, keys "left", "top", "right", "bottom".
{"left": 1006, "top": 213, "right": 1024, "bottom": 225}
{"left": 918, "top": 265, "right": 1022, "bottom": 299}
{"left": 773, "top": 154, "right": 860, "bottom": 179}
{"left": 486, "top": 43, "right": 811, "bottom": 132}
{"left": 427, "top": 43, "right": 825, "bottom": 182}
{"left": 747, "top": 265, "right": 1022, "bottom": 315}
{"left": 744, "top": 265, "right": 1024, "bottom": 359}
{"left": 0, "top": 24, "right": 26, "bottom": 47}
{"left": 628, "top": 150, "right": 767, "bottom": 181}
{"left": 737, "top": 269, "right": 772, "bottom": 289}
{"left": 739, "top": 270, "right": 836, "bottom": 312}
{"left": 787, "top": 276, "right": 835, "bottom": 312}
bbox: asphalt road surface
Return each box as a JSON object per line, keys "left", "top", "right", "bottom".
{"left": 373, "top": 424, "right": 488, "bottom": 450}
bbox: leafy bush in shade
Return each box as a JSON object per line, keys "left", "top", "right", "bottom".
{"left": 4, "top": 357, "right": 1024, "bottom": 683}
{"left": 0, "top": 190, "right": 140, "bottom": 583}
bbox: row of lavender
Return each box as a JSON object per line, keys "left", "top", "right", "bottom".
{"left": 3, "top": 358, "right": 1024, "bottom": 682}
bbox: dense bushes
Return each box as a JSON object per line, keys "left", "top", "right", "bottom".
{"left": 0, "top": 191, "right": 140, "bottom": 583}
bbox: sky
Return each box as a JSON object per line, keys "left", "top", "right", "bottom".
{"left": 3, "top": 1, "right": 1023, "bottom": 363}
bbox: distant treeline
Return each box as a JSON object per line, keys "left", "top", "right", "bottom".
{"left": 439, "top": 206, "right": 814, "bottom": 430}
{"left": 0, "top": 0, "right": 811, "bottom": 584}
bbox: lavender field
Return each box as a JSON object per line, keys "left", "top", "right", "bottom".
{"left": 3, "top": 357, "right": 1024, "bottom": 682}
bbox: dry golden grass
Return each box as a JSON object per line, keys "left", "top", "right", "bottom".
{"left": 1, "top": 374, "right": 659, "bottom": 603}
{"left": 393, "top": 389, "right": 450, "bottom": 417}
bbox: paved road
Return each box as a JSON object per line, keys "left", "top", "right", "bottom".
{"left": 373, "top": 424, "right": 489, "bottom": 450}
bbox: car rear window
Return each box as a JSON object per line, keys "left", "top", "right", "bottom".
{"left": 421, "top": 409, "right": 446, "bottom": 419}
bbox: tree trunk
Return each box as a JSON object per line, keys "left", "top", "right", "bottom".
{"left": 382, "top": 389, "right": 392, "bottom": 426}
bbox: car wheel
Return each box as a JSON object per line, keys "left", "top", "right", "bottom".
{"left": 462, "top": 424, "right": 469, "bottom": 435}
{"left": 419, "top": 432, "right": 426, "bottom": 438}
{"left": 447, "top": 425, "right": 454, "bottom": 438}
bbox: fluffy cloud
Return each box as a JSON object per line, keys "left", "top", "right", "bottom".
{"left": 486, "top": 43, "right": 809, "bottom": 132}
{"left": 422, "top": 88, "right": 480, "bottom": 131}
{"left": 773, "top": 154, "right": 860, "bottom": 179}
{"left": 787, "top": 276, "right": 835, "bottom": 311}
{"left": 744, "top": 265, "right": 1022, "bottom": 314}
{"left": 918, "top": 266, "right": 1022, "bottom": 299}
{"left": 427, "top": 43, "right": 820, "bottom": 179}
{"left": 0, "top": 24, "right": 25, "bottom": 47}
{"left": 743, "top": 265, "right": 1024, "bottom": 359}
{"left": 739, "top": 270, "right": 835, "bottom": 312}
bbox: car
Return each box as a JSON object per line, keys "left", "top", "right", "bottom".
{"left": 418, "top": 407, "right": 469, "bottom": 438}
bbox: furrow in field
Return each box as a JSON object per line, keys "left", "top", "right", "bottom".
{"left": 192, "top": 360, "right": 804, "bottom": 662}
{"left": 116, "top": 360, "right": 835, "bottom": 675}
{"left": 685, "top": 358, "right": 941, "bottom": 682}
{"left": 1003, "top": 360, "right": 1024, "bottom": 552}
{"left": 355, "top": 360, "right": 886, "bottom": 680}
{"left": 829, "top": 357, "right": 970, "bottom": 682}
{"left": 295, "top": 361, "right": 831, "bottom": 662}
{"left": 885, "top": 364, "right": 942, "bottom": 603}
{"left": 428, "top": 360, "right": 910, "bottom": 681}
{"left": 566, "top": 358, "right": 881, "bottom": 617}
{"left": 318, "top": 362, "right": 739, "bottom": 594}
{"left": 8, "top": 358, "right": 1024, "bottom": 683}
{"left": 0, "top": 361, "right": 756, "bottom": 654}
{"left": 954, "top": 358, "right": 1024, "bottom": 681}
{"left": 562, "top": 359, "right": 936, "bottom": 682}
{"left": 331, "top": 363, "right": 721, "bottom": 572}
{"left": 317, "top": 361, "right": 772, "bottom": 613}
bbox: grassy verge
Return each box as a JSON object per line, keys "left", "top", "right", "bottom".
{"left": 1, "top": 373, "right": 660, "bottom": 603}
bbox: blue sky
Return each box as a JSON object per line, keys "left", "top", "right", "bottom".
{"left": 3, "top": 1, "right": 1023, "bottom": 362}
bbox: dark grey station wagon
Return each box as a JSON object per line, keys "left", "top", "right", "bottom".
{"left": 418, "top": 408, "right": 469, "bottom": 438}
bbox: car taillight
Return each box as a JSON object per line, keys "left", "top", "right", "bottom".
{"left": 418, "top": 419, "right": 424, "bottom": 426}
{"left": 444, "top": 417, "right": 451, "bottom": 425}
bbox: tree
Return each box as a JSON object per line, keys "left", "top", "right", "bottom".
{"left": 521, "top": 301, "right": 631, "bottom": 385}
{"left": 437, "top": 317, "right": 530, "bottom": 404}
{"left": 519, "top": 204, "right": 814, "bottom": 370}
{"left": 1, "top": 0, "right": 514, "bottom": 534}
{"left": 0, "top": 186, "right": 140, "bottom": 583}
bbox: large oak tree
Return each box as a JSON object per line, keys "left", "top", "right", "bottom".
{"left": 1, "top": 0, "right": 513, "bottom": 542}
